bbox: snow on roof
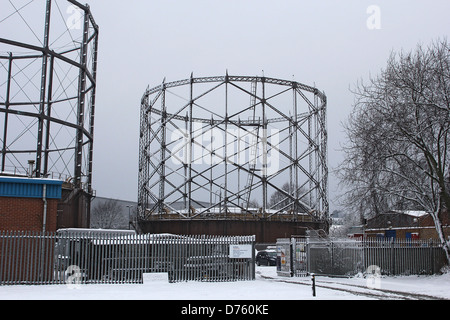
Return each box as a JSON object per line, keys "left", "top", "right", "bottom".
{"left": 57, "top": 228, "right": 136, "bottom": 235}
{"left": 391, "top": 210, "right": 429, "bottom": 217}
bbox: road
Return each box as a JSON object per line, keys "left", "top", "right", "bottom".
{"left": 259, "top": 274, "right": 447, "bottom": 300}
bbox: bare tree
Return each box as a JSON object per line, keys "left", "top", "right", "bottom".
{"left": 339, "top": 39, "right": 450, "bottom": 263}
{"left": 269, "top": 182, "right": 308, "bottom": 211}
{"left": 248, "top": 199, "right": 260, "bottom": 208}
{"left": 90, "top": 199, "right": 127, "bottom": 229}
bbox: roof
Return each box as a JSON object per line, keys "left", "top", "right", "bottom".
{"left": 395, "top": 210, "right": 429, "bottom": 218}
{"left": 0, "top": 176, "right": 63, "bottom": 199}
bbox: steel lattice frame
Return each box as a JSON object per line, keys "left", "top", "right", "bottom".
{"left": 0, "top": 0, "right": 98, "bottom": 194}
{"left": 138, "top": 74, "right": 328, "bottom": 222}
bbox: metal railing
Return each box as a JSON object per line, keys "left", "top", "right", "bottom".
{"left": 0, "top": 230, "right": 255, "bottom": 285}
{"left": 277, "top": 237, "right": 447, "bottom": 277}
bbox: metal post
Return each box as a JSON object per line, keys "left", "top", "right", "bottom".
{"left": 390, "top": 237, "right": 395, "bottom": 275}
{"left": 311, "top": 273, "right": 316, "bottom": 297}
{"left": 36, "top": 0, "right": 52, "bottom": 178}
{"left": 42, "top": 184, "right": 47, "bottom": 232}
{"left": 251, "top": 237, "right": 256, "bottom": 280}
{"left": 261, "top": 77, "right": 267, "bottom": 217}
{"left": 188, "top": 74, "right": 194, "bottom": 217}
{"left": 159, "top": 81, "right": 166, "bottom": 215}
{"left": 43, "top": 55, "right": 54, "bottom": 176}
{"left": 1, "top": 53, "right": 12, "bottom": 172}
{"left": 74, "top": 7, "right": 89, "bottom": 188}
{"left": 184, "top": 112, "right": 188, "bottom": 213}
{"left": 293, "top": 85, "right": 300, "bottom": 217}
{"left": 87, "top": 23, "right": 99, "bottom": 196}
{"left": 224, "top": 74, "right": 228, "bottom": 217}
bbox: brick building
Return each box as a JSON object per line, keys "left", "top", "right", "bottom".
{"left": 362, "top": 210, "right": 450, "bottom": 240}
{"left": 0, "top": 176, "right": 63, "bottom": 232}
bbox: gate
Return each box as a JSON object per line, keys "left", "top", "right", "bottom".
{"left": 276, "top": 238, "right": 292, "bottom": 277}
{"left": 276, "top": 238, "right": 308, "bottom": 277}
{"left": 307, "top": 239, "right": 364, "bottom": 276}
{"left": 277, "top": 237, "right": 447, "bottom": 277}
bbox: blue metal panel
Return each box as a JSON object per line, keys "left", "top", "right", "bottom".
{"left": 385, "top": 229, "right": 396, "bottom": 239}
{"left": 0, "top": 177, "right": 63, "bottom": 199}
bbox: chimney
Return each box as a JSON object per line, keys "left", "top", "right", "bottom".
{"left": 28, "top": 160, "right": 35, "bottom": 178}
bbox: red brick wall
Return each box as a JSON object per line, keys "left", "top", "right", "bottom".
{"left": 0, "top": 197, "right": 58, "bottom": 232}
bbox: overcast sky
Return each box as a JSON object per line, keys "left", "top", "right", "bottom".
{"left": 69, "top": 1, "right": 450, "bottom": 210}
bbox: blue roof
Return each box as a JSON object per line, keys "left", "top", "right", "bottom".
{"left": 0, "top": 177, "right": 63, "bottom": 199}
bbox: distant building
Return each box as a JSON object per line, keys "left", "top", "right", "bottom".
{"left": 330, "top": 210, "right": 346, "bottom": 225}
{"left": 352, "top": 210, "right": 450, "bottom": 240}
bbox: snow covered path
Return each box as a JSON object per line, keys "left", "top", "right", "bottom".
{"left": 0, "top": 266, "right": 448, "bottom": 300}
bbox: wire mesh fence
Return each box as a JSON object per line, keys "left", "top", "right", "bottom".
{"left": 277, "top": 237, "right": 447, "bottom": 277}
{"left": 0, "top": 230, "right": 255, "bottom": 285}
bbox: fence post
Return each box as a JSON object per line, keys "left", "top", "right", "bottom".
{"left": 306, "top": 237, "right": 310, "bottom": 275}
{"left": 330, "top": 240, "right": 334, "bottom": 275}
{"left": 429, "top": 239, "right": 434, "bottom": 275}
{"left": 251, "top": 236, "right": 256, "bottom": 280}
{"left": 390, "top": 238, "right": 395, "bottom": 275}
{"left": 311, "top": 273, "right": 316, "bottom": 297}
{"left": 289, "top": 238, "right": 295, "bottom": 277}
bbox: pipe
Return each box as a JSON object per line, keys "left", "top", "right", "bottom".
{"left": 28, "top": 160, "right": 35, "bottom": 178}
{"left": 42, "top": 184, "right": 47, "bottom": 232}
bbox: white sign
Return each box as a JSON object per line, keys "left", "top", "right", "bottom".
{"left": 143, "top": 273, "right": 169, "bottom": 284}
{"left": 229, "top": 244, "right": 253, "bottom": 259}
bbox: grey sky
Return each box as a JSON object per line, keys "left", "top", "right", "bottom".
{"left": 47, "top": 1, "right": 450, "bottom": 209}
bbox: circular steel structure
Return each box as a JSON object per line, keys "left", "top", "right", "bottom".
{"left": 0, "top": 0, "right": 98, "bottom": 195}
{"left": 138, "top": 74, "right": 328, "bottom": 226}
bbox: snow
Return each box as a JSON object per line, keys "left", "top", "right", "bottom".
{"left": 392, "top": 210, "right": 429, "bottom": 217}
{"left": 0, "top": 266, "right": 449, "bottom": 300}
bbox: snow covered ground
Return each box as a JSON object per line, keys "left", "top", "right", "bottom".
{"left": 0, "top": 266, "right": 449, "bottom": 301}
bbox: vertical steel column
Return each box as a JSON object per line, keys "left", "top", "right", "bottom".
{"left": 315, "top": 93, "right": 320, "bottom": 212}
{"left": 261, "top": 77, "right": 267, "bottom": 216}
{"left": 74, "top": 7, "right": 89, "bottom": 188}
{"left": 309, "top": 94, "right": 313, "bottom": 209}
{"left": 224, "top": 73, "right": 229, "bottom": 215}
{"left": 43, "top": 55, "right": 54, "bottom": 176}
{"left": 183, "top": 111, "right": 188, "bottom": 213}
{"left": 159, "top": 81, "right": 166, "bottom": 215}
{"left": 289, "top": 115, "right": 294, "bottom": 213}
{"left": 321, "top": 94, "right": 329, "bottom": 216}
{"left": 138, "top": 90, "right": 149, "bottom": 218}
{"left": 237, "top": 118, "right": 241, "bottom": 207}
{"left": 36, "top": 0, "right": 52, "bottom": 178}
{"left": 209, "top": 116, "right": 214, "bottom": 209}
{"left": 87, "top": 25, "right": 99, "bottom": 195}
{"left": 1, "top": 53, "right": 12, "bottom": 172}
{"left": 188, "top": 74, "right": 194, "bottom": 217}
{"left": 293, "top": 83, "right": 299, "bottom": 216}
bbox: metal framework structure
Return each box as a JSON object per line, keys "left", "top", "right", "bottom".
{"left": 138, "top": 74, "right": 328, "bottom": 223}
{"left": 0, "top": 0, "right": 98, "bottom": 195}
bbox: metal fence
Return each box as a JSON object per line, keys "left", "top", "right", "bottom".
{"left": 0, "top": 230, "right": 255, "bottom": 285}
{"left": 277, "top": 237, "right": 447, "bottom": 277}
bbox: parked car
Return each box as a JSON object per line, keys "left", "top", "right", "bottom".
{"left": 256, "top": 250, "right": 277, "bottom": 266}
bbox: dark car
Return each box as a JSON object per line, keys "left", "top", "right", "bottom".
{"left": 256, "top": 250, "right": 277, "bottom": 266}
